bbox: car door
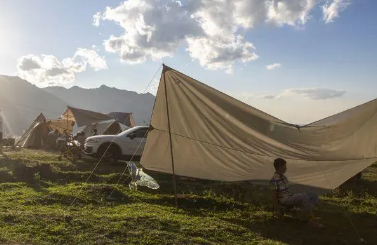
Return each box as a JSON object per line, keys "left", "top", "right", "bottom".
{"left": 123, "top": 128, "right": 149, "bottom": 157}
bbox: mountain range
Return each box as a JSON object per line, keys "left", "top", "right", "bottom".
{"left": 0, "top": 75, "right": 156, "bottom": 136}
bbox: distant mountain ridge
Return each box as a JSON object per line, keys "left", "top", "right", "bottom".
{"left": 0, "top": 75, "right": 155, "bottom": 136}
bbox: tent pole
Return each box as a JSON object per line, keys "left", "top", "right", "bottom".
{"left": 163, "top": 64, "right": 178, "bottom": 209}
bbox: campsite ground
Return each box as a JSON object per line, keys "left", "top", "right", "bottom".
{"left": 0, "top": 148, "right": 376, "bottom": 245}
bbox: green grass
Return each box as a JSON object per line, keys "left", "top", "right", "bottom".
{"left": 0, "top": 148, "right": 376, "bottom": 245}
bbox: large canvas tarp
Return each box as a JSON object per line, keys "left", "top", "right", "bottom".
{"left": 140, "top": 65, "right": 377, "bottom": 194}
{"left": 61, "top": 106, "right": 112, "bottom": 127}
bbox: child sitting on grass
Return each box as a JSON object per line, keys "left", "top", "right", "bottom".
{"left": 270, "top": 158, "right": 324, "bottom": 228}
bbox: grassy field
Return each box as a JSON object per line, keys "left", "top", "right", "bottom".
{"left": 0, "top": 148, "right": 376, "bottom": 245}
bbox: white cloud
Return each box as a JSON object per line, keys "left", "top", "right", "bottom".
{"left": 17, "top": 48, "right": 107, "bottom": 86}
{"left": 285, "top": 88, "right": 346, "bottom": 99}
{"left": 94, "top": 0, "right": 343, "bottom": 73}
{"left": 266, "top": 0, "right": 317, "bottom": 27}
{"left": 322, "top": 0, "right": 351, "bottom": 23}
{"left": 231, "top": 92, "right": 254, "bottom": 102}
{"left": 93, "top": 12, "right": 102, "bottom": 26}
{"left": 100, "top": 0, "right": 203, "bottom": 65}
{"left": 74, "top": 48, "right": 108, "bottom": 71}
{"left": 266, "top": 63, "right": 282, "bottom": 70}
{"left": 186, "top": 35, "right": 258, "bottom": 72}
{"left": 257, "top": 94, "right": 277, "bottom": 99}
{"left": 256, "top": 88, "right": 346, "bottom": 100}
{"left": 17, "top": 55, "right": 42, "bottom": 71}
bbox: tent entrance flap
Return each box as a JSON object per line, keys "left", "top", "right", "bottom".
{"left": 140, "top": 64, "right": 377, "bottom": 194}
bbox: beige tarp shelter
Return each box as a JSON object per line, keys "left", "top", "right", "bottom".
{"left": 61, "top": 106, "right": 113, "bottom": 127}
{"left": 108, "top": 112, "right": 136, "bottom": 128}
{"left": 140, "top": 65, "right": 377, "bottom": 194}
{"left": 47, "top": 119, "right": 75, "bottom": 134}
{"left": 81, "top": 119, "right": 129, "bottom": 136}
{"left": 15, "top": 113, "right": 74, "bottom": 148}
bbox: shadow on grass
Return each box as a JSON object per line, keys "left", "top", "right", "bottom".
{"left": 141, "top": 183, "right": 377, "bottom": 245}
{"left": 217, "top": 200, "right": 377, "bottom": 245}
{"left": 119, "top": 171, "right": 377, "bottom": 245}
{"left": 0, "top": 155, "right": 129, "bottom": 185}
{"left": 332, "top": 178, "right": 377, "bottom": 199}
{"left": 59, "top": 159, "right": 127, "bottom": 174}
{"left": 24, "top": 184, "right": 130, "bottom": 207}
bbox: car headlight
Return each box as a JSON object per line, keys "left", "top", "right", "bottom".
{"left": 86, "top": 138, "right": 101, "bottom": 143}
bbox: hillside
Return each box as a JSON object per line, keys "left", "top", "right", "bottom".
{"left": 43, "top": 85, "right": 155, "bottom": 126}
{"left": 0, "top": 76, "right": 155, "bottom": 136}
{"left": 0, "top": 76, "right": 68, "bottom": 136}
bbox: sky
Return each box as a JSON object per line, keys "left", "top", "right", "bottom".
{"left": 0, "top": 0, "right": 376, "bottom": 124}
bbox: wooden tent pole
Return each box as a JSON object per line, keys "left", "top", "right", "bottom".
{"left": 163, "top": 64, "right": 178, "bottom": 209}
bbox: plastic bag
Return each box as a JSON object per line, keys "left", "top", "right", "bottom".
{"left": 127, "top": 162, "right": 159, "bottom": 190}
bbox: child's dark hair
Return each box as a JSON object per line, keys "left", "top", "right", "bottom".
{"left": 274, "top": 158, "right": 286, "bottom": 170}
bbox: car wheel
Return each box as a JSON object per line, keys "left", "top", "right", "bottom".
{"left": 98, "top": 144, "right": 120, "bottom": 163}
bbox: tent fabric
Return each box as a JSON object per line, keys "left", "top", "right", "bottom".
{"left": 47, "top": 119, "right": 75, "bottom": 133}
{"left": 15, "top": 113, "right": 73, "bottom": 148}
{"left": 81, "top": 119, "right": 128, "bottom": 136}
{"left": 108, "top": 112, "right": 136, "bottom": 127}
{"left": 140, "top": 65, "right": 377, "bottom": 194}
{"left": 61, "top": 106, "right": 112, "bottom": 127}
{"left": 119, "top": 123, "right": 130, "bottom": 132}
{"left": 15, "top": 113, "right": 46, "bottom": 148}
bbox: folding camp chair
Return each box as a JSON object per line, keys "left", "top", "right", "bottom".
{"left": 57, "top": 135, "right": 81, "bottom": 163}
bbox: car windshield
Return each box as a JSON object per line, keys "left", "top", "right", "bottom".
{"left": 117, "top": 128, "right": 135, "bottom": 136}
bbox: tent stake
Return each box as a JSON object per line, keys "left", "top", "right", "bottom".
{"left": 163, "top": 64, "right": 178, "bottom": 209}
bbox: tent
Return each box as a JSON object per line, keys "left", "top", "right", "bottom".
{"left": 47, "top": 119, "right": 75, "bottom": 133}
{"left": 108, "top": 112, "right": 136, "bottom": 128}
{"left": 15, "top": 113, "right": 74, "bottom": 148}
{"left": 81, "top": 119, "right": 129, "bottom": 136}
{"left": 140, "top": 65, "right": 377, "bottom": 195}
{"left": 60, "top": 106, "right": 113, "bottom": 127}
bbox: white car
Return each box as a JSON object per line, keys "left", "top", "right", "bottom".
{"left": 84, "top": 126, "right": 149, "bottom": 161}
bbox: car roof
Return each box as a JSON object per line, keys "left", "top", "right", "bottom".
{"left": 132, "top": 125, "right": 149, "bottom": 129}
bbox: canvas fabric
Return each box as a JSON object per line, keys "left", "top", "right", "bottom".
{"left": 61, "top": 106, "right": 112, "bottom": 127}
{"left": 81, "top": 119, "right": 126, "bottom": 136}
{"left": 140, "top": 65, "right": 377, "bottom": 194}
{"left": 108, "top": 112, "right": 136, "bottom": 127}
